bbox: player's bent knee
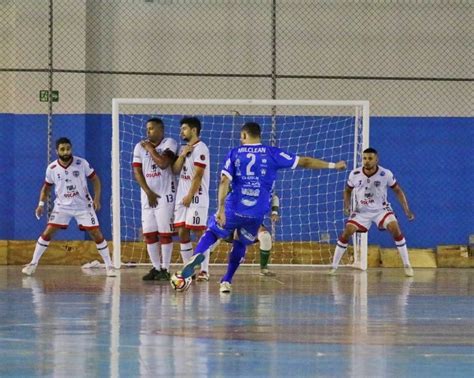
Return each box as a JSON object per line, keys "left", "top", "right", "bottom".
{"left": 258, "top": 230, "right": 272, "bottom": 250}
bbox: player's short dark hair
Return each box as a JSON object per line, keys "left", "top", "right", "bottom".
{"left": 55, "top": 137, "right": 72, "bottom": 149}
{"left": 180, "top": 116, "right": 201, "bottom": 136}
{"left": 241, "top": 122, "right": 261, "bottom": 138}
{"left": 363, "top": 147, "right": 378, "bottom": 155}
{"left": 146, "top": 117, "right": 164, "bottom": 129}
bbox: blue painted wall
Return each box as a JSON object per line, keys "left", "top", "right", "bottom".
{"left": 1, "top": 114, "right": 472, "bottom": 247}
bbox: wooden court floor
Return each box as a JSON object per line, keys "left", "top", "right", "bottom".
{"left": 0, "top": 265, "right": 473, "bottom": 377}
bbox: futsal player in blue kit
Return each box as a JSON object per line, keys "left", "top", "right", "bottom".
{"left": 178, "top": 122, "right": 346, "bottom": 293}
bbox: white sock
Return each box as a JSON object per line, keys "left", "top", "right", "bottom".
{"left": 31, "top": 236, "right": 50, "bottom": 265}
{"left": 332, "top": 239, "right": 348, "bottom": 269}
{"left": 200, "top": 249, "right": 210, "bottom": 272}
{"left": 161, "top": 243, "right": 173, "bottom": 271}
{"left": 146, "top": 242, "right": 161, "bottom": 269}
{"left": 97, "top": 240, "right": 113, "bottom": 268}
{"left": 395, "top": 237, "right": 411, "bottom": 266}
{"left": 180, "top": 242, "right": 193, "bottom": 264}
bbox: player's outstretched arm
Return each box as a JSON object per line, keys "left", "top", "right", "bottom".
{"left": 35, "top": 184, "right": 51, "bottom": 219}
{"left": 297, "top": 157, "right": 346, "bottom": 170}
{"left": 392, "top": 184, "right": 415, "bottom": 221}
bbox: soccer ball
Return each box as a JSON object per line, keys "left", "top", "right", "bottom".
{"left": 170, "top": 271, "right": 192, "bottom": 292}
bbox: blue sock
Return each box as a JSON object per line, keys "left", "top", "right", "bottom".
{"left": 221, "top": 240, "right": 246, "bottom": 283}
{"left": 194, "top": 230, "right": 218, "bottom": 255}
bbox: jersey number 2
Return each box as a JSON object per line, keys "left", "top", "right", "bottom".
{"left": 246, "top": 153, "right": 256, "bottom": 176}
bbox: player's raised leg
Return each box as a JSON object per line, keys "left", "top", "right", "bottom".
{"left": 181, "top": 229, "right": 219, "bottom": 279}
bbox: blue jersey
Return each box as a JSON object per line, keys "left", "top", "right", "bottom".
{"left": 221, "top": 144, "right": 299, "bottom": 219}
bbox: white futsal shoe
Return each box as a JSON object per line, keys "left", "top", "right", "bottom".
{"left": 22, "top": 264, "right": 37, "bottom": 276}
{"left": 106, "top": 266, "right": 118, "bottom": 277}
{"left": 219, "top": 281, "right": 232, "bottom": 293}
{"left": 404, "top": 265, "right": 414, "bottom": 277}
{"left": 328, "top": 267, "right": 337, "bottom": 275}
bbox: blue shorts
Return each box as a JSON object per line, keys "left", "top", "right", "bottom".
{"left": 208, "top": 212, "right": 263, "bottom": 246}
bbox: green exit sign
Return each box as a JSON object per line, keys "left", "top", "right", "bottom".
{"left": 39, "top": 90, "right": 59, "bottom": 102}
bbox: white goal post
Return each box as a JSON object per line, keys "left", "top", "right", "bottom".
{"left": 111, "top": 98, "right": 369, "bottom": 270}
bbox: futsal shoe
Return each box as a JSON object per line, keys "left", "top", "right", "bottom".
{"left": 22, "top": 264, "right": 37, "bottom": 276}
{"left": 196, "top": 271, "right": 210, "bottom": 281}
{"left": 158, "top": 268, "right": 171, "bottom": 281}
{"left": 404, "top": 265, "right": 414, "bottom": 277}
{"left": 260, "top": 268, "right": 276, "bottom": 277}
{"left": 328, "top": 268, "right": 337, "bottom": 275}
{"left": 142, "top": 267, "right": 161, "bottom": 281}
{"left": 106, "top": 266, "right": 118, "bottom": 277}
{"left": 219, "top": 281, "right": 232, "bottom": 293}
{"left": 181, "top": 253, "right": 205, "bottom": 279}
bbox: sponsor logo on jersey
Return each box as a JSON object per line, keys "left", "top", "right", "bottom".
{"left": 241, "top": 188, "right": 260, "bottom": 197}
{"left": 180, "top": 174, "right": 191, "bottom": 180}
{"left": 64, "top": 191, "right": 79, "bottom": 198}
{"left": 51, "top": 164, "right": 57, "bottom": 169}
{"left": 374, "top": 181, "right": 381, "bottom": 187}
{"left": 76, "top": 160, "right": 81, "bottom": 165}
{"left": 241, "top": 198, "right": 258, "bottom": 207}
{"left": 73, "top": 170, "right": 80, "bottom": 177}
{"left": 200, "top": 154, "right": 205, "bottom": 160}
{"left": 354, "top": 170, "right": 360, "bottom": 175}
{"left": 146, "top": 172, "right": 162, "bottom": 178}
{"left": 380, "top": 171, "right": 385, "bottom": 176}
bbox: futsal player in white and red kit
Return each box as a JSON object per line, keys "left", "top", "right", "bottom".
{"left": 133, "top": 118, "right": 178, "bottom": 281}
{"left": 22, "top": 137, "right": 117, "bottom": 277}
{"left": 329, "top": 147, "right": 415, "bottom": 276}
{"left": 172, "top": 117, "right": 211, "bottom": 281}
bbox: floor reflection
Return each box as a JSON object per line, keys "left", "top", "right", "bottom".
{"left": 0, "top": 266, "right": 472, "bottom": 377}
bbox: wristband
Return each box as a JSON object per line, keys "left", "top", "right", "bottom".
{"left": 38, "top": 201, "right": 45, "bottom": 207}
{"left": 328, "top": 162, "right": 336, "bottom": 169}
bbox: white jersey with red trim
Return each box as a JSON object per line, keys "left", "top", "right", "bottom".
{"left": 175, "top": 140, "right": 210, "bottom": 208}
{"left": 347, "top": 165, "right": 397, "bottom": 213}
{"left": 132, "top": 137, "right": 178, "bottom": 209}
{"left": 45, "top": 156, "right": 96, "bottom": 211}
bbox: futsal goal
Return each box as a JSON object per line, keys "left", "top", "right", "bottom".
{"left": 111, "top": 98, "right": 369, "bottom": 270}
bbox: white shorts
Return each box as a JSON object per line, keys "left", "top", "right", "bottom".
{"left": 347, "top": 209, "right": 397, "bottom": 232}
{"left": 173, "top": 203, "right": 208, "bottom": 231}
{"left": 141, "top": 204, "right": 175, "bottom": 236}
{"left": 48, "top": 205, "right": 99, "bottom": 230}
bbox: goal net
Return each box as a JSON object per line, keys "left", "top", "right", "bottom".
{"left": 112, "top": 99, "right": 369, "bottom": 269}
